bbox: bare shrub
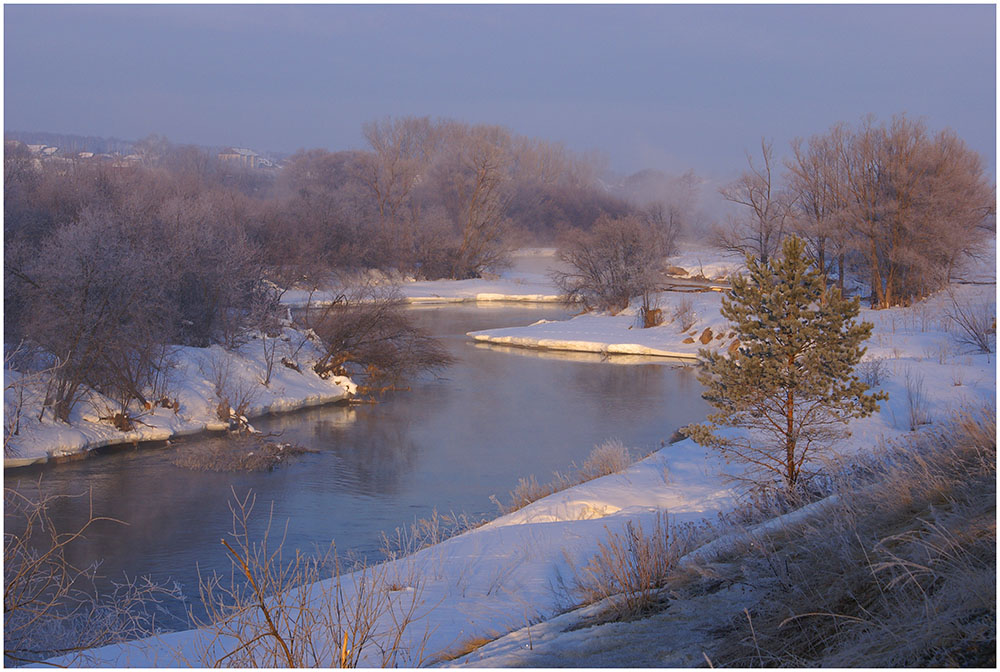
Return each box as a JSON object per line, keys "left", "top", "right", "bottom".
{"left": 578, "top": 439, "right": 632, "bottom": 480}
{"left": 856, "top": 356, "right": 889, "bottom": 387}
{"left": 203, "top": 351, "right": 260, "bottom": 425}
{"left": 638, "top": 298, "right": 663, "bottom": 329}
{"left": 903, "top": 366, "right": 931, "bottom": 431}
{"left": 671, "top": 296, "right": 697, "bottom": 331}
{"left": 551, "top": 214, "right": 667, "bottom": 312}
{"left": 170, "top": 437, "right": 317, "bottom": 473}
{"left": 193, "top": 491, "right": 430, "bottom": 667}
{"left": 4, "top": 486, "right": 184, "bottom": 666}
{"left": 569, "top": 511, "right": 684, "bottom": 620}
{"left": 945, "top": 289, "right": 995, "bottom": 354}
{"left": 307, "top": 284, "right": 453, "bottom": 388}
{"left": 491, "top": 474, "right": 568, "bottom": 515}
{"left": 380, "top": 509, "right": 488, "bottom": 561}
{"left": 493, "top": 440, "right": 638, "bottom": 515}
{"left": 4, "top": 344, "right": 64, "bottom": 457}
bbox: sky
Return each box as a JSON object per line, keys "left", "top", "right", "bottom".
{"left": 3, "top": 3, "right": 996, "bottom": 183}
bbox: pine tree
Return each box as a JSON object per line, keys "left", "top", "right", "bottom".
{"left": 687, "top": 236, "right": 886, "bottom": 491}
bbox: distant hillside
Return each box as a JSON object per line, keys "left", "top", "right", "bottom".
{"left": 5, "top": 131, "right": 137, "bottom": 155}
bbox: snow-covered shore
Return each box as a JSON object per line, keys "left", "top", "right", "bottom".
{"left": 469, "top": 290, "right": 730, "bottom": 360}
{"left": 280, "top": 248, "right": 567, "bottom": 308}
{"left": 4, "top": 328, "right": 356, "bottom": 468}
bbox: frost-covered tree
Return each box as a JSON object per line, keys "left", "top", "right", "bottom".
{"left": 551, "top": 213, "right": 667, "bottom": 314}
{"left": 687, "top": 236, "right": 886, "bottom": 491}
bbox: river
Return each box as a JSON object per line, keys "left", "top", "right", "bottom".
{"left": 4, "top": 303, "right": 710, "bottom": 625}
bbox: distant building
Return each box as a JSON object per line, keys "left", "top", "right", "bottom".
{"left": 218, "top": 147, "right": 259, "bottom": 169}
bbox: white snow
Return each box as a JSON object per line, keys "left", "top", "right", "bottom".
{"left": 469, "top": 291, "right": 730, "bottom": 360}
{"left": 281, "top": 249, "right": 566, "bottom": 308}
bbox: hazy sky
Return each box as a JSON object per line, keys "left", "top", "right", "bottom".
{"left": 4, "top": 4, "right": 996, "bottom": 181}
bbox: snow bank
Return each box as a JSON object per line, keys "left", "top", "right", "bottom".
{"left": 4, "top": 328, "right": 356, "bottom": 468}
{"left": 470, "top": 291, "right": 732, "bottom": 360}
{"left": 281, "top": 248, "right": 566, "bottom": 308}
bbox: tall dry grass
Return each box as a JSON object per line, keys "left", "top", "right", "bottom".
{"left": 707, "top": 409, "right": 995, "bottom": 667}
{"left": 568, "top": 511, "right": 688, "bottom": 620}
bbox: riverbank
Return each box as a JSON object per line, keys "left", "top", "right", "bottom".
{"left": 280, "top": 248, "right": 566, "bottom": 308}
{"left": 3, "top": 327, "right": 356, "bottom": 468}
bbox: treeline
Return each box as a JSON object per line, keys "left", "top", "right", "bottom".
{"left": 716, "top": 114, "right": 995, "bottom": 307}
{"left": 4, "top": 117, "right": 655, "bottom": 423}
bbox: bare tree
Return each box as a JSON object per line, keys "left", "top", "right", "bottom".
{"left": 787, "top": 124, "right": 851, "bottom": 288}
{"left": 716, "top": 139, "right": 790, "bottom": 264}
{"left": 306, "top": 284, "right": 453, "bottom": 388}
{"left": 552, "top": 214, "right": 667, "bottom": 313}
{"left": 358, "top": 117, "right": 441, "bottom": 272}
{"left": 837, "top": 115, "right": 995, "bottom": 307}
{"left": 433, "top": 123, "right": 516, "bottom": 279}
{"left": 7, "top": 212, "right": 173, "bottom": 422}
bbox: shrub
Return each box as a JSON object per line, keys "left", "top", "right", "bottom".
{"left": 945, "top": 289, "right": 995, "bottom": 354}
{"left": 492, "top": 440, "right": 637, "bottom": 515}
{"left": 193, "top": 490, "right": 431, "bottom": 667}
{"left": 671, "top": 296, "right": 697, "bottom": 331}
{"left": 578, "top": 439, "right": 632, "bottom": 480}
{"left": 306, "top": 283, "right": 453, "bottom": 386}
{"left": 856, "top": 356, "right": 889, "bottom": 387}
{"left": 569, "top": 511, "right": 683, "bottom": 620}
{"left": 551, "top": 214, "right": 668, "bottom": 312}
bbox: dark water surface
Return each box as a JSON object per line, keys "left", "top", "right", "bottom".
{"left": 5, "top": 304, "right": 710, "bottom": 622}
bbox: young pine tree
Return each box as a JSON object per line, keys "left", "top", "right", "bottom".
{"left": 687, "top": 236, "right": 886, "bottom": 491}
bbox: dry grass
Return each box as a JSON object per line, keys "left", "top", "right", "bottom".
{"left": 492, "top": 439, "right": 636, "bottom": 515}
{"left": 432, "top": 633, "right": 499, "bottom": 663}
{"left": 170, "top": 437, "right": 317, "bottom": 472}
{"left": 3, "top": 485, "right": 185, "bottom": 666}
{"left": 568, "top": 511, "right": 687, "bottom": 621}
{"left": 706, "top": 409, "right": 996, "bottom": 667}
{"left": 380, "top": 508, "right": 488, "bottom": 560}
{"left": 552, "top": 410, "right": 994, "bottom": 667}
{"left": 191, "top": 490, "right": 431, "bottom": 667}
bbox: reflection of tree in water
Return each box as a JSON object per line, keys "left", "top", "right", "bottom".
{"left": 310, "top": 410, "right": 420, "bottom": 498}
